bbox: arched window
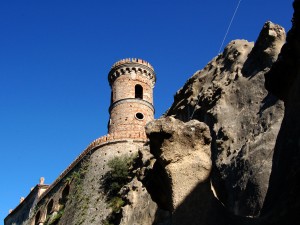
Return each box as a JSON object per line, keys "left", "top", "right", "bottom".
{"left": 35, "top": 211, "right": 41, "bottom": 225}
{"left": 47, "top": 199, "right": 53, "bottom": 215}
{"left": 60, "top": 184, "right": 70, "bottom": 205}
{"left": 135, "top": 84, "right": 143, "bottom": 99}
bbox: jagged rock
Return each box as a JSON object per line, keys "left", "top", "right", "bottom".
{"left": 165, "top": 21, "right": 286, "bottom": 218}
{"left": 242, "top": 21, "right": 286, "bottom": 77}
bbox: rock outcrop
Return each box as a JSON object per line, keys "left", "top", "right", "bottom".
{"left": 139, "top": 2, "right": 300, "bottom": 223}
{"left": 163, "top": 21, "right": 285, "bottom": 219}
{"left": 119, "top": 178, "right": 157, "bottom": 225}
{"left": 145, "top": 117, "right": 211, "bottom": 210}
{"left": 143, "top": 117, "right": 220, "bottom": 225}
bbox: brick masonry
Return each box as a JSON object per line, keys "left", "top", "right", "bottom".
{"left": 108, "top": 58, "right": 156, "bottom": 138}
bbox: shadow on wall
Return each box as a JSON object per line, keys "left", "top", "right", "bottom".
{"left": 169, "top": 181, "right": 227, "bottom": 225}
{"left": 151, "top": 178, "right": 261, "bottom": 225}
{"left": 260, "top": 1, "right": 300, "bottom": 224}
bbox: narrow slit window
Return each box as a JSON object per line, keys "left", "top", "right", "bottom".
{"left": 135, "top": 84, "right": 143, "bottom": 99}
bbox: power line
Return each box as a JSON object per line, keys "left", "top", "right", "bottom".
{"left": 218, "top": 0, "right": 243, "bottom": 54}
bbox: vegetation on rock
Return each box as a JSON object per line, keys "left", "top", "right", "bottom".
{"left": 101, "top": 154, "right": 137, "bottom": 224}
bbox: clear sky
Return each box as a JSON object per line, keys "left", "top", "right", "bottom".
{"left": 0, "top": 0, "right": 293, "bottom": 223}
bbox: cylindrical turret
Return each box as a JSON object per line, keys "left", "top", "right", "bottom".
{"left": 108, "top": 58, "right": 156, "bottom": 139}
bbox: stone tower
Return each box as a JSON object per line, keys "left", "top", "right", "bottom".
{"left": 108, "top": 58, "right": 156, "bottom": 139}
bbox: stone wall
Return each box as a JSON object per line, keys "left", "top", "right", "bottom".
{"left": 31, "top": 140, "right": 147, "bottom": 225}
{"left": 4, "top": 133, "right": 148, "bottom": 225}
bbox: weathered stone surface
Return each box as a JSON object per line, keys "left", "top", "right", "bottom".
{"left": 145, "top": 117, "right": 212, "bottom": 210}
{"left": 59, "top": 142, "right": 144, "bottom": 225}
{"left": 165, "top": 21, "right": 286, "bottom": 218}
{"left": 119, "top": 178, "right": 157, "bottom": 225}
{"left": 142, "top": 117, "right": 229, "bottom": 225}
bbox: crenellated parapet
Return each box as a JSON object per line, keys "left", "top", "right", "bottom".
{"left": 111, "top": 58, "right": 154, "bottom": 71}
{"left": 108, "top": 58, "right": 156, "bottom": 87}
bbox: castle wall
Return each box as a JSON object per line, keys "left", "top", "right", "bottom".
{"left": 26, "top": 140, "right": 145, "bottom": 225}
{"left": 61, "top": 140, "right": 144, "bottom": 225}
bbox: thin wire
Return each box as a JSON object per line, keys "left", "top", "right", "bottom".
{"left": 190, "top": 0, "right": 242, "bottom": 120}
{"left": 218, "top": 0, "right": 242, "bottom": 54}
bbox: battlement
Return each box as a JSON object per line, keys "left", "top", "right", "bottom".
{"left": 111, "top": 58, "right": 154, "bottom": 71}
{"left": 108, "top": 58, "right": 156, "bottom": 86}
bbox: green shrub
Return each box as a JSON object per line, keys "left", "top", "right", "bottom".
{"left": 45, "top": 209, "right": 64, "bottom": 225}
{"left": 109, "top": 196, "right": 125, "bottom": 213}
{"left": 102, "top": 154, "right": 136, "bottom": 197}
{"left": 101, "top": 154, "right": 137, "bottom": 225}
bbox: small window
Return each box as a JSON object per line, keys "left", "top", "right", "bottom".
{"left": 135, "top": 84, "right": 143, "bottom": 99}
{"left": 135, "top": 112, "right": 144, "bottom": 120}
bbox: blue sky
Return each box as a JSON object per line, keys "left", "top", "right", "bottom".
{"left": 0, "top": 0, "right": 293, "bottom": 222}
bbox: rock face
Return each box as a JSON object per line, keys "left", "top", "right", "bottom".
{"left": 163, "top": 21, "right": 285, "bottom": 219}
{"left": 145, "top": 117, "right": 212, "bottom": 211}
{"left": 119, "top": 178, "right": 157, "bottom": 225}
{"left": 142, "top": 117, "right": 227, "bottom": 225}
{"left": 261, "top": 0, "right": 300, "bottom": 224}
{"left": 130, "top": 19, "right": 291, "bottom": 225}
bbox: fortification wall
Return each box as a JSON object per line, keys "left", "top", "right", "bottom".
{"left": 27, "top": 140, "right": 145, "bottom": 225}
{"left": 5, "top": 133, "right": 147, "bottom": 225}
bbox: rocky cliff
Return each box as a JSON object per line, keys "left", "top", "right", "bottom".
{"left": 261, "top": 0, "right": 300, "bottom": 224}
{"left": 130, "top": 1, "right": 299, "bottom": 224}
{"left": 136, "top": 20, "right": 286, "bottom": 224}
